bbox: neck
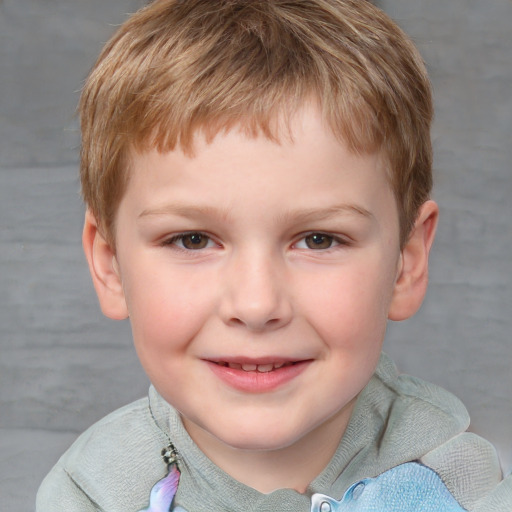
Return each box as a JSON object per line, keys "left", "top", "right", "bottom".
{"left": 182, "top": 400, "right": 356, "bottom": 493}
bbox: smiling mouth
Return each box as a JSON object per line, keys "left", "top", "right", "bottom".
{"left": 207, "top": 359, "right": 311, "bottom": 392}
{"left": 215, "top": 361, "right": 296, "bottom": 373}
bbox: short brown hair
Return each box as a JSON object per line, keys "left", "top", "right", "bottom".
{"left": 79, "top": 0, "right": 433, "bottom": 247}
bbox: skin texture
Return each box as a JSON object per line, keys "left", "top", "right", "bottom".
{"left": 83, "top": 106, "right": 438, "bottom": 493}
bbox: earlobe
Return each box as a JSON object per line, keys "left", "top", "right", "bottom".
{"left": 388, "top": 200, "right": 439, "bottom": 321}
{"left": 82, "top": 210, "right": 129, "bottom": 320}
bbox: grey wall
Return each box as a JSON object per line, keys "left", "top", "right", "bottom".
{"left": 1, "top": 1, "right": 511, "bottom": 510}
{"left": 380, "top": 0, "right": 512, "bottom": 468}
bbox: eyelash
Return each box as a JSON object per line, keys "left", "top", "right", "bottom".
{"left": 162, "top": 231, "right": 350, "bottom": 252}
{"left": 294, "top": 232, "right": 350, "bottom": 251}
{"left": 162, "top": 232, "right": 218, "bottom": 251}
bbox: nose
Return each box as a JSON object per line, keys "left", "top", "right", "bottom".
{"left": 218, "top": 249, "right": 293, "bottom": 332}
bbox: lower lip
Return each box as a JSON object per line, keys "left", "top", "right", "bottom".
{"left": 206, "top": 361, "right": 311, "bottom": 393}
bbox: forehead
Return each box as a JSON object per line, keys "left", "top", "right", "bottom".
{"left": 121, "top": 105, "right": 398, "bottom": 231}
{"left": 136, "top": 93, "right": 386, "bottom": 161}
{"left": 134, "top": 102, "right": 389, "bottom": 172}
{"left": 131, "top": 104, "right": 381, "bottom": 175}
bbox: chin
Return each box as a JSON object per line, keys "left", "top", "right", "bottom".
{"left": 211, "top": 422, "right": 309, "bottom": 453}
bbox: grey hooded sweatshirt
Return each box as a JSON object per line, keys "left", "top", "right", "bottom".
{"left": 36, "top": 353, "right": 512, "bottom": 511}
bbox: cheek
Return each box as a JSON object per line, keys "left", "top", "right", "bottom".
{"left": 298, "top": 264, "right": 393, "bottom": 347}
{"left": 123, "top": 266, "right": 214, "bottom": 356}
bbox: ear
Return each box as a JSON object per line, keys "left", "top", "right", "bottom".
{"left": 82, "top": 210, "right": 129, "bottom": 320}
{"left": 388, "top": 200, "right": 439, "bottom": 321}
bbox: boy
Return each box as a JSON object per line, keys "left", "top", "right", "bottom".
{"left": 37, "top": 0, "right": 511, "bottom": 511}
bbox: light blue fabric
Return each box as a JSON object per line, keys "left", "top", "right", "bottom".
{"left": 140, "top": 461, "right": 467, "bottom": 512}
{"left": 310, "top": 462, "right": 466, "bottom": 511}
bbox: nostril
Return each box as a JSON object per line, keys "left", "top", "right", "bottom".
{"left": 228, "top": 315, "right": 284, "bottom": 331}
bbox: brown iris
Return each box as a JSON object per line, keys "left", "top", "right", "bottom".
{"left": 304, "top": 233, "right": 334, "bottom": 249}
{"left": 181, "top": 233, "right": 210, "bottom": 249}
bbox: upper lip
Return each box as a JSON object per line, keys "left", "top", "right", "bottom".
{"left": 204, "top": 357, "right": 311, "bottom": 365}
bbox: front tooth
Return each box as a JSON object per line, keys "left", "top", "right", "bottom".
{"left": 241, "top": 363, "right": 257, "bottom": 371}
{"left": 273, "top": 362, "right": 284, "bottom": 369}
{"left": 256, "top": 364, "right": 274, "bottom": 373}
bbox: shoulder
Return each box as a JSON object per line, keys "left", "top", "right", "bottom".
{"left": 37, "top": 396, "right": 170, "bottom": 512}
{"left": 362, "top": 355, "right": 512, "bottom": 510}
{"left": 360, "top": 354, "right": 470, "bottom": 459}
{"left": 421, "top": 432, "right": 511, "bottom": 511}
{"left": 36, "top": 463, "right": 98, "bottom": 512}
{"left": 372, "top": 353, "right": 470, "bottom": 429}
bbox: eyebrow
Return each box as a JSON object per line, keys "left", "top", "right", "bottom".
{"left": 276, "top": 204, "right": 374, "bottom": 224}
{"left": 138, "top": 204, "right": 232, "bottom": 221}
{"left": 138, "top": 203, "right": 373, "bottom": 223}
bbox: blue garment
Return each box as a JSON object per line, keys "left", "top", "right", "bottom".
{"left": 310, "top": 462, "right": 466, "bottom": 512}
{"left": 139, "top": 461, "right": 467, "bottom": 512}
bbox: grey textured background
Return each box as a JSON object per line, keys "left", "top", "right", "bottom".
{"left": 1, "top": 0, "right": 511, "bottom": 510}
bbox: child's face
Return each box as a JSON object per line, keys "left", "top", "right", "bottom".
{"left": 108, "top": 106, "right": 404, "bottom": 455}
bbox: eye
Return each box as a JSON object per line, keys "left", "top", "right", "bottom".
{"left": 165, "top": 232, "right": 215, "bottom": 250}
{"left": 295, "top": 233, "right": 343, "bottom": 250}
